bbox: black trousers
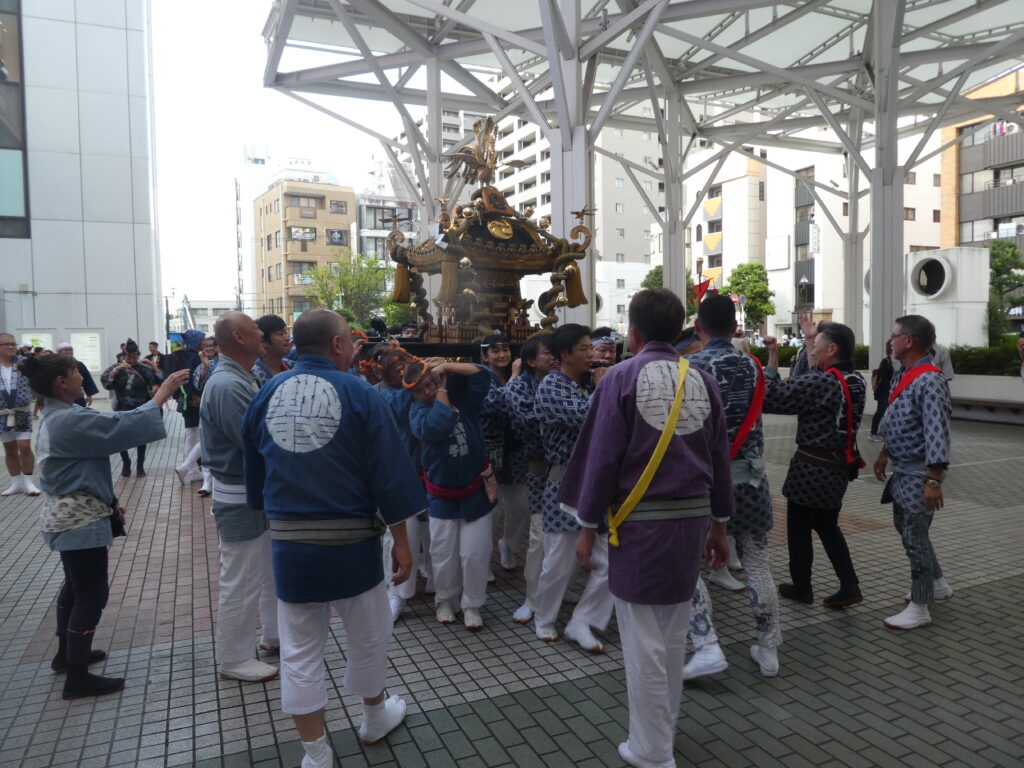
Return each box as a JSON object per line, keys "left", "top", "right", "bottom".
{"left": 786, "top": 500, "right": 859, "bottom": 591}
{"left": 119, "top": 443, "right": 147, "bottom": 468}
{"left": 56, "top": 547, "right": 110, "bottom": 665}
{"left": 870, "top": 397, "right": 889, "bottom": 436}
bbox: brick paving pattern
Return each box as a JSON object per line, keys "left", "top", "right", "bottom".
{"left": 0, "top": 404, "right": 1021, "bottom": 767}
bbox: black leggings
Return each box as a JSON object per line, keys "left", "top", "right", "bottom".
{"left": 870, "top": 397, "right": 889, "bottom": 436}
{"left": 119, "top": 444, "right": 147, "bottom": 468}
{"left": 56, "top": 547, "right": 110, "bottom": 664}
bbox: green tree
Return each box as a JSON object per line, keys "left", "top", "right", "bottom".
{"left": 302, "top": 248, "right": 394, "bottom": 328}
{"left": 720, "top": 262, "right": 776, "bottom": 330}
{"left": 383, "top": 301, "right": 418, "bottom": 328}
{"left": 640, "top": 265, "right": 697, "bottom": 318}
{"left": 986, "top": 239, "right": 1024, "bottom": 344}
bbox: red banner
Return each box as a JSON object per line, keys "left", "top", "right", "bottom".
{"left": 693, "top": 279, "right": 712, "bottom": 301}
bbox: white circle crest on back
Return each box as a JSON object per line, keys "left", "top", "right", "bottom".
{"left": 635, "top": 360, "right": 711, "bottom": 436}
{"left": 265, "top": 374, "right": 341, "bottom": 453}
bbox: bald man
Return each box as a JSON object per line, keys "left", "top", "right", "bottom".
{"left": 201, "top": 312, "right": 279, "bottom": 682}
{"left": 243, "top": 309, "right": 424, "bottom": 766}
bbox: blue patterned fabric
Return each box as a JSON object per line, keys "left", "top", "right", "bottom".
{"left": 481, "top": 371, "right": 527, "bottom": 484}
{"left": 687, "top": 338, "right": 772, "bottom": 536}
{"left": 503, "top": 372, "right": 545, "bottom": 461}
{"left": 0, "top": 359, "right": 33, "bottom": 433}
{"left": 100, "top": 361, "right": 162, "bottom": 411}
{"left": 251, "top": 357, "right": 291, "bottom": 389}
{"left": 764, "top": 363, "right": 865, "bottom": 510}
{"left": 534, "top": 370, "right": 591, "bottom": 532}
{"left": 884, "top": 357, "right": 950, "bottom": 476}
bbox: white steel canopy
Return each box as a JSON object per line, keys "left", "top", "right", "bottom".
{"left": 263, "top": 0, "right": 1024, "bottom": 360}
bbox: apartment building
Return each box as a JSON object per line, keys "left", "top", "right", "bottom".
{"left": 253, "top": 179, "right": 357, "bottom": 325}
{"left": 940, "top": 70, "right": 1024, "bottom": 253}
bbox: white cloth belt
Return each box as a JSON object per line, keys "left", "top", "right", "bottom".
{"left": 730, "top": 456, "right": 765, "bottom": 487}
{"left": 612, "top": 497, "right": 712, "bottom": 522}
{"left": 212, "top": 479, "right": 248, "bottom": 505}
{"left": 0, "top": 406, "right": 30, "bottom": 415}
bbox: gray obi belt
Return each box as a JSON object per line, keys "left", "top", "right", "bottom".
{"left": 269, "top": 516, "right": 386, "bottom": 546}
{"left": 730, "top": 456, "right": 765, "bottom": 487}
{"left": 612, "top": 496, "right": 711, "bottom": 522}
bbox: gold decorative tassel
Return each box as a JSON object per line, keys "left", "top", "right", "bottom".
{"left": 391, "top": 262, "right": 411, "bottom": 304}
{"left": 438, "top": 253, "right": 460, "bottom": 304}
{"left": 563, "top": 260, "right": 588, "bottom": 307}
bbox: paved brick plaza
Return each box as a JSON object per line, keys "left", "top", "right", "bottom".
{"left": 0, "top": 405, "right": 1021, "bottom": 768}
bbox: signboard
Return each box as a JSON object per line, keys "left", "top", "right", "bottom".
{"left": 68, "top": 331, "right": 103, "bottom": 372}
{"left": 326, "top": 229, "right": 347, "bottom": 247}
{"left": 290, "top": 226, "right": 316, "bottom": 241}
{"left": 19, "top": 330, "right": 53, "bottom": 351}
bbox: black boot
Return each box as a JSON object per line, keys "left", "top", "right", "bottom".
{"left": 778, "top": 583, "right": 814, "bottom": 604}
{"left": 135, "top": 463, "right": 146, "bottom": 477}
{"left": 51, "top": 647, "right": 108, "bottom": 673}
{"left": 62, "top": 667, "right": 125, "bottom": 699}
{"left": 822, "top": 585, "right": 863, "bottom": 609}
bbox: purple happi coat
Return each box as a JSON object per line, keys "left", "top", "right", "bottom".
{"left": 556, "top": 341, "right": 734, "bottom": 605}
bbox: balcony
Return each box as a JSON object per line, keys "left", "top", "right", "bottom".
{"left": 703, "top": 232, "right": 722, "bottom": 255}
{"left": 982, "top": 182, "right": 1024, "bottom": 218}
{"left": 794, "top": 185, "right": 814, "bottom": 207}
{"left": 702, "top": 196, "right": 723, "bottom": 221}
{"left": 794, "top": 220, "right": 810, "bottom": 246}
{"left": 983, "top": 130, "right": 1024, "bottom": 170}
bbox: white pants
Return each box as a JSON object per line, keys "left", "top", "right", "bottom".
{"left": 182, "top": 427, "right": 200, "bottom": 468}
{"left": 216, "top": 530, "right": 278, "bottom": 666}
{"left": 616, "top": 598, "right": 691, "bottom": 768}
{"left": 524, "top": 514, "right": 544, "bottom": 608}
{"left": 533, "top": 532, "right": 613, "bottom": 631}
{"left": 278, "top": 582, "right": 392, "bottom": 715}
{"left": 392, "top": 513, "right": 431, "bottom": 600}
{"left": 495, "top": 483, "right": 530, "bottom": 556}
{"left": 429, "top": 511, "right": 493, "bottom": 610}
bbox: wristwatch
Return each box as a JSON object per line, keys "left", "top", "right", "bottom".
{"left": 925, "top": 478, "right": 942, "bottom": 488}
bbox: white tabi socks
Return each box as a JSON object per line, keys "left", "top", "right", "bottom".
{"left": 300, "top": 734, "right": 334, "bottom": 768}
{"left": 358, "top": 695, "right": 407, "bottom": 745}
{"left": 1, "top": 474, "right": 25, "bottom": 496}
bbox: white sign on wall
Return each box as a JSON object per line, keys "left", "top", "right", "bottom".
{"left": 68, "top": 331, "right": 103, "bottom": 373}
{"left": 765, "top": 235, "right": 790, "bottom": 271}
{"left": 19, "top": 330, "right": 54, "bottom": 351}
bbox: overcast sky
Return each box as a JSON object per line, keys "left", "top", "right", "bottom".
{"left": 150, "top": 1, "right": 407, "bottom": 304}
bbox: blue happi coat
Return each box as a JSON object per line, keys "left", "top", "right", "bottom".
{"left": 242, "top": 354, "right": 424, "bottom": 603}
{"left": 409, "top": 367, "right": 494, "bottom": 522}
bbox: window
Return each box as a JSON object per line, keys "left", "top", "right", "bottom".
{"left": 707, "top": 220, "right": 722, "bottom": 234}
{"left": 615, "top": 253, "right": 625, "bottom": 263}
{"left": 905, "top": 171, "right": 916, "bottom": 185}
{"left": 616, "top": 228, "right": 625, "bottom": 238}
{"left": 933, "top": 174, "right": 941, "bottom": 187}
{"left": 330, "top": 200, "right": 347, "bottom": 214}
{"left": 708, "top": 254, "right": 722, "bottom": 269}
{"left": 643, "top": 253, "right": 651, "bottom": 264}
{"left": 643, "top": 132, "right": 652, "bottom": 141}
{"left": 616, "top": 279, "right": 626, "bottom": 289}
{"left": 842, "top": 202, "right": 849, "bottom": 216}
{"left": 267, "top": 267, "right": 273, "bottom": 282}
{"left": 932, "top": 210, "right": 941, "bottom": 223}
{"left": 758, "top": 182, "right": 765, "bottom": 201}
{"left": 643, "top": 180, "right": 653, "bottom": 192}
{"left": 274, "top": 199, "right": 280, "bottom": 213}
{"left": 642, "top": 107, "right": 652, "bottom": 117}
{"left": 274, "top": 231, "right": 281, "bottom": 247}
{"left": 695, "top": 224, "right": 702, "bottom": 242}
{"left": 904, "top": 207, "right": 916, "bottom": 221}
{"left": 708, "top": 185, "right": 722, "bottom": 199}
{"left": 275, "top": 264, "right": 282, "bottom": 281}
{"left": 293, "top": 300, "right": 312, "bottom": 314}
{"left": 615, "top": 203, "right": 625, "bottom": 213}
{"left": 0, "top": 1, "right": 28, "bottom": 238}
{"left": 616, "top": 304, "right": 626, "bottom": 314}
{"left": 613, "top": 128, "right": 624, "bottom": 137}
{"left": 643, "top": 155, "right": 654, "bottom": 166}
{"left": 795, "top": 244, "right": 809, "bottom": 261}
{"left": 615, "top": 177, "right": 624, "bottom": 188}
{"left": 266, "top": 234, "right": 273, "bottom": 250}
{"left": 796, "top": 205, "right": 813, "bottom": 223}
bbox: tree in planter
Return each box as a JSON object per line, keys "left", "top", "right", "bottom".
{"left": 640, "top": 265, "right": 697, "bottom": 318}
{"left": 719, "top": 262, "right": 776, "bottom": 331}
{"left": 986, "top": 239, "right": 1024, "bottom": 344}
{"left": 302, "top": 248, "right": 394, "bottom": 328}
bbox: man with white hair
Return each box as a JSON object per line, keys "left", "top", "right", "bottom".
{"left": 201, "top": 313, "right": 279, "bottom": 683}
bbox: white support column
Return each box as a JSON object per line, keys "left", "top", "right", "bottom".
{"left": 547, "top": 0, "right": 595, "bottom": 327}
{"left": 425, "top": 58, "right": 443, "bottom": 232}
{"left": 662, "top": 92, "right": 687, "bottom": 308}
{"left": 842, "top": 144, "right": 863, "bottom": 340}
{"left": 868, "top": 0, "right": 905, "bottom": 368}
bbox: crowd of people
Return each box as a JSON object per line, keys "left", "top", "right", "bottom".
{"left": 7, "top": 290, "right": 957, "bottom": 768}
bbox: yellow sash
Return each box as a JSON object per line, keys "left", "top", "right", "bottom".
{"left": 607, "top": 357, "right": 689, "bottom": 547}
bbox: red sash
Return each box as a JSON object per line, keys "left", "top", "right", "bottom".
{"left": 888, "top": 364, "right": 943, "bottom": 406}
{"left": 825, "top": 368, "right": 865, "bottom": 468}
{"left": 730, "top": 353, "right": 765, "bottom": 460}
{"left": 421, "top": 460, "right": 490, "bottom": 501}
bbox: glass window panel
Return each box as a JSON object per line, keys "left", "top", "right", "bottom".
{"left": 960, "top": 173, "right": 973, "bottom": 194}
{"left": 0, "top": 148, "right": 25, "bottom": 217}
{"left": 0, "top": 12, "right": 22, "bottom": 83}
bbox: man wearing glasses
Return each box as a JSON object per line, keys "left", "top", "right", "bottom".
{"left": 873, "top": 315, "right": 953, "bottom": 630}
